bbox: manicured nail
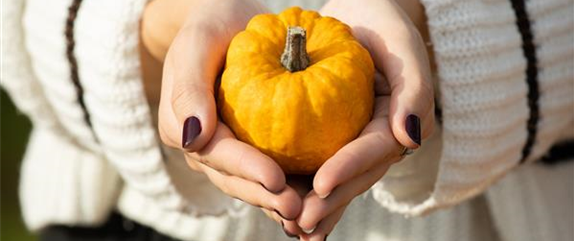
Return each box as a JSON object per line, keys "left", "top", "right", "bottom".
{"left": 274, "top": 209, "right": 295, "bottom": 221}
{"left": 281, "top": 220, "right": 298, "bottom": 238}
{"left": 182, "top": 116, "right": 201, "bottom": 150}
{"left": 261, "top": 182, "right": 284, "bottom": 195}
{"left": 318, "top": 191, "right": 330, "bottom": 199}
{"left": 405, "top": 114, "right": 421, "bottom": 145}
{"left": 302, "top": 226, "right": 315, "bottom": 234}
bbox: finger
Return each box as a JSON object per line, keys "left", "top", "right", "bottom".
{"left": 314, "top": 97, "right": 402, "bottom": 199}
{"left": 300, "top": 205, "right": 348, "bottom": 241}
{"left": 158, "top": 25, "right": 227, "bottom": 153}
{"left": 300, "top": 162, "right": 392, "bottom": 230}
{"left": 344, "top": 0, "right": 434, "bottom": 149}
{"left": 197, "top": 161, "right": 302, "bottom": 221}
{"left": 372, "top": 19, "right": 434, "bottom": 149}
{"left": 261, "top": 209, "right": 303, "bottom": 239}
{"left": 186, "top": 123, "right": 286, "bottom": 193}
{"left": 374, "top": 70, "right": 391, "bottom": 96}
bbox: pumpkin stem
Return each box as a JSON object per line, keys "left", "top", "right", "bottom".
{"left": 281, "top": 26, "right": 310, "bottom": 72}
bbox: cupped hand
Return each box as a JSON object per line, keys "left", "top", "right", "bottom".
{"left": 150, "top": 0, "right": 303, "bottom": 234}
{"left": 296, "top": 0, "right": 436, "bottom": 239}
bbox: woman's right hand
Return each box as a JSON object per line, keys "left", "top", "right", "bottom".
{"left": 147, "top": 0, "right": 304, "bottom": 235}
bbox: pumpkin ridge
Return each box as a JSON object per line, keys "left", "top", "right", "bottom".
{"left": 227, "top": 52, "right": 284, "bottom": 73}
{"left": 306, "top": 17, "right": 353, "bottom": 49}
{"left": 308, "top": 39, "right": 360, "bottom": 65}
{"left": 310, "top": 60, "right": 372, "bottom": 123}
{"left": 243, "top": 29, "right": 284, "bottom": 54}
{"left": 226, "top": 32, "right": 282, "bottom": 65}
{"left": 245, "top": 14, "right": 287, "bottom": 48}
{"left": 219, "top": 7, "right": 374, "bottom": 174}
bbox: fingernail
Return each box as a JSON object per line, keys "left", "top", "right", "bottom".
{"left": 261, "top": 182, "right": 284, "bottom": 195}
{"left": 324, "top": 234, "right": 328, "bottom": 241}
{"left": 281, "top": 220, "right": 298, "bottom": 238}
{"left": 302, "top": 226, "right": 315, "bottom": 234}
{"left": 182, "top": 116, "right": 201, "bottom": 150}
{"left": 318, "top": 191, "right": 331, "bottom": 199}
{"left": 405, "top": 114, "right": 421, "bottom": 146}
{"left": 274, "top": 209, "right": 295, "bottom": 221}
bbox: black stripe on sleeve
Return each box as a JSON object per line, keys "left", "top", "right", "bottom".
{"left": 510, "top": 0, "right": 540, "bottom": 163}
{"left": 65, "top": 0, "right": 93, "bottom": 128}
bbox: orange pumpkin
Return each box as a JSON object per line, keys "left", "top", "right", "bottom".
{"left": 218, "top": 7, "right": 374, "bottom": 174}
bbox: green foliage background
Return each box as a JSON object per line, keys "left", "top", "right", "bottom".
{"left": 1, "top": 88, "right": 36, "bottom": 241}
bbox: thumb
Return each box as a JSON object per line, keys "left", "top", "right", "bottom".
{"left": 160, "top": 29, "right": 227, "bottom": 152}
{"left": 364, "top": 18, "right": 435, "bottom": 149}
{"left": 171, "top": 79, "right": 219, "bottom": 152}
{"left": 388, "top": 77, "right": 435, "bottom": 149}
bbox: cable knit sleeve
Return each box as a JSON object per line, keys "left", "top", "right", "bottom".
{"left": 73, "top": 0, "right": 244, "bottom": 216}
{"left": 6, "top": 0, "right": 245, "bottom": 231}
{"left": 1, "top": 0, "right": 58, "bottom": 129}
{"left": 70, "top": 0, "right": 191, "bottom": 211}
{"left": 369, "top": 0, "right": 574, "bottom": 216}
{"left": 3, "top": 0, "right": 122, "bottom": 230}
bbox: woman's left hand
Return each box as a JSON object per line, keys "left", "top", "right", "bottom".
{"left": 296, "top": 0, "right": 435, "bottom": 239}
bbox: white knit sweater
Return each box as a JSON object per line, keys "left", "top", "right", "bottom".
{"left": 2, "top": 0, "right": 573, "bottom": 240}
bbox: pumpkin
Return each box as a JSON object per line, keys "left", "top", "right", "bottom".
{"left": 218, "top": 7, "right": 374, "bottom": 174}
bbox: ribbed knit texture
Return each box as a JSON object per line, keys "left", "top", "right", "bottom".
{"left": 2, "top": 0, "right": 572, "bottom": 240}
{"left": 525, "top": 0, "right": 574, "bottom": 158}
{"left": 2, "top": 0, "right": 120, "bottom": 229}
{"left": 71, "top": 0, "right": 186, "bottom": 209}
{"left": 23, "top": 0, "right": 100, "bottom": 152}
{"left": 370, "top": 0, "right": 574, "bottom": 217}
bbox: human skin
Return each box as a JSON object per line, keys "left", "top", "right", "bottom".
{"left": 294, "top": 1, "right": 435, "bottom": 239}
{"left": 140, "top": 0, "right": 435, "bottom": 239}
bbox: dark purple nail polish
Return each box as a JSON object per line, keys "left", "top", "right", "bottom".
{"left": 284, "top": 231, "right": 298, "bottom": 238}
{"left": 405, "top": 114, "right": 421, "bottom": 146}
{"left": 281, "top": 220, "right": 298, "bottom": 238}
{"left": 182, "top": 116, "right": 201, "bottom": 150}
{"left": 274, "top": 209, "right": 295, "bottom": 221}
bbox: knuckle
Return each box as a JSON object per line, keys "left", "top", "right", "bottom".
{"left": 195, "top": 155, "right": 209, "bottom": 165}
{"left": 180, "top": 20, "right": 223, "bottom": 44}
{"left": 269, "top": 196, "right": 285, "bottom": 210}
{"left": 218, "top": 177, "right": 234, "bottom": 197}
{"left": 372, "top": 131, "right": 393, "bottom": 147}
{"left": 170, "top": 83, "right": 196, "bottom": 112}
{"left": 184, "top": 157, "right": 202, "bottom": 172}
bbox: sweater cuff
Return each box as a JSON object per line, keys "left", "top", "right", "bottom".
{"left": 20, "top": 129, "right": 120, "bottom": 231}
{"left": 369, "top": 0, "right": 573, "bottom": 216}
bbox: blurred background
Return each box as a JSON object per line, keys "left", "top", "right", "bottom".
{"left": 1, "top": 88, "right": 36, "bottom": 241}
